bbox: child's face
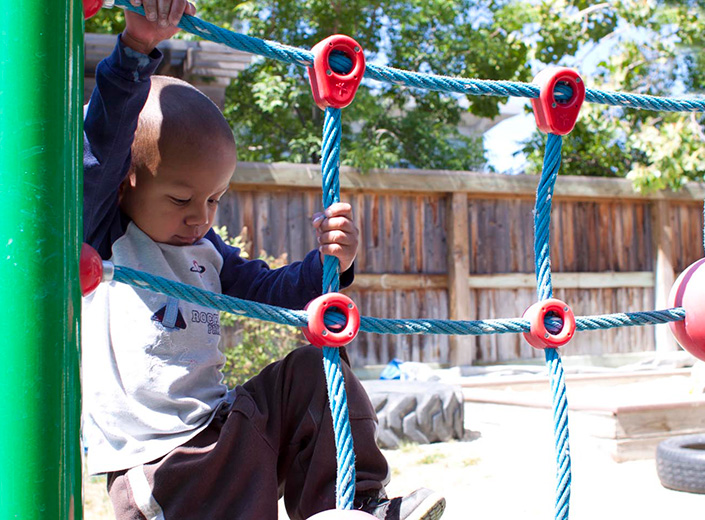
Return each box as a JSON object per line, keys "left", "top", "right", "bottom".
{"left": 120, "top": 142, "right": 236, "bottom": 246}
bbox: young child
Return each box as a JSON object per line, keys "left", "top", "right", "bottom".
{"left": 82, "top": 1, "right": 446, "bottom": 519}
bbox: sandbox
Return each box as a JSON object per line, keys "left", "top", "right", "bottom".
{"left": 461, "top": 367, "right": 705, "bottom": 461}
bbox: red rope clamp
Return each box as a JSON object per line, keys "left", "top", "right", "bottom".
{"left": 531, "top": 67, "right": 585, "bottom": 135}
{"left": 302, "top": 293, "right": 360, "bottom": 348}
{"left": 522, "top": 298, "right": 576, "bottom": 349}
{"left": 308, "top": 35, "right": 365, "bottom": 110}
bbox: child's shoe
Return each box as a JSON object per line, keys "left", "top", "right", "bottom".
{"left": 356, "top": 488, "right": 445, "bottom": 520}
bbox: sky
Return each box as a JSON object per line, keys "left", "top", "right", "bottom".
{"left": 483, "top": 99, "right": 535, "bottom": 174}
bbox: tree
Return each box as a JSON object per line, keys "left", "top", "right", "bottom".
{"left": 521, "top": 1, "right": 705, "bottom": 192}
{"left": 89, "top": 1, "right": 705, "bottom": 190}
{"left": 211, "top": 0, "right": 537, "bottom": 171}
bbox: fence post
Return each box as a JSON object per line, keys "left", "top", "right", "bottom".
{"left": 0, "top": 1, "right": 83, "bottom": 518}
{"left": 447, "top": 192, "right": 475, "bottom": 365}
{"left": 653, "top": 199, "right": 678, "bottom": 353}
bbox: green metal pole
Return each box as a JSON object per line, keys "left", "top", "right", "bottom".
{"left": 0, "top": 0, "right": 83, "bottom": 518}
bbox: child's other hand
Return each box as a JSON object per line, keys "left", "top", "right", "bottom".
{"left": 312, "top": 203, "right": 359, "bottom": 273}
{"left": 122, "top": 0, "right": 197, "bottom": 55}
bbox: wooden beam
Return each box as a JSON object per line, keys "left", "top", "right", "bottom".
{"left": 467, "top": 271, "right": 654, "bottom": 289}
{"left": 447, "top": 193, "right": 474, "bottom": 366}
{"left": 653, "top": 200, "right": 679, "bottom": 352}
{"left": 349, "top": 274, "right": 447, "bottom": 291}
{"left": 348, "top": 271, "right": 654, "bottom": 291}
{"left": 232, "top": 162, "right": 705, "bottom": 202}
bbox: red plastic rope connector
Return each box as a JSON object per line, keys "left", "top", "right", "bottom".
{"left": 531, "top": 67, "right": 585, "bottom": 135}
{"left": 302, "top": 293, "right": 360, "bottom": 348}
{"left": 668, "top": 258, "right": 705, "bottom": 361}
{"left": 308, "top": 35, "right": 365, "bottom": 110}
{"left": 522, "top": 298, "right": 576, "bottom": 349}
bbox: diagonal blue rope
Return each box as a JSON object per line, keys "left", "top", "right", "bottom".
{"left": 534, "top": 133, "right": 571, "bottom": 520}
{"left": 112, "top": 0, "right": 705, "bottom": 114}
{"left": 320, "top": 107, "right": 356, "bottom": 510}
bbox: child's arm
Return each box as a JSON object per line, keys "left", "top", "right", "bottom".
{"left": 83, "top": 1, "right": 195, "bottom": 258}
{"left": 209, "top": 203, "right": 359, "bottom": 310}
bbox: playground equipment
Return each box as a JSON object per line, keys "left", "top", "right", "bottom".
{"left": 2, "top": 0, "right": 703, "bottom": 517}
{"left": 0, "top": 1, "right": 83, "bottom": 518}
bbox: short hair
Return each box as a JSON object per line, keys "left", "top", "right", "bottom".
{"left": 131, "top": 75, "right": 236, "bottom": 175}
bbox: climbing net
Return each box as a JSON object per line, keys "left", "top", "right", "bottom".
{"left": 88, "top": 2, "right": 705, "bottom": 518}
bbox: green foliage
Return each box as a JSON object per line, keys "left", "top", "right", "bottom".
{"left": 210, "top": 0, "right": 529, "bottom": 170}
{"left": 521, "top": 1, "right": 705, "bottom": 192}
{"left": 85, "top": 5, "right": 124, "bottom": 33}
{"left": 89, "top": 0, "right": 705, "bottom": 190}
{"left": 214, "top": 226, "right": 305, "bottom": 387}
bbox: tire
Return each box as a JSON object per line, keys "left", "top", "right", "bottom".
{"left": 361, "top": 380, "right": 465, "bottom": 449}
{"left": 656, "top": 434, "right": 705, "bottom": 494}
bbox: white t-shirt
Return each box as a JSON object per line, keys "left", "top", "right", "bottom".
{"left": 82, "top": 223, "right": 234, "bottom": 475}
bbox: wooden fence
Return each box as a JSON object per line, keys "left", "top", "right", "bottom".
{"left": 216, "top": 162, "right": 705, "bottom": 368}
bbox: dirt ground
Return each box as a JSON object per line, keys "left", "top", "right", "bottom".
{"left": 83, "top": 398, "right": 703, "bottom": 519}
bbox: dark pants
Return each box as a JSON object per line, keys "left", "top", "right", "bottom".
{"left": 107, "top": 346, "right": 389, "bottom": 520}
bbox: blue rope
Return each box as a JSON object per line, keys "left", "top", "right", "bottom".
{"left": 534, "top": 133, "right": 571, "bottom": 520}
{"left": 110, "top": 265, "right": 685, "bottom": 334}
{"left": 111, "top": 264, "right": 686, "bottom": 333}
{"left": 113, "top": 0, "right": 705, "bottom": 114}
{"left": 319, "top": 107, "right": 356, "bottom": 509}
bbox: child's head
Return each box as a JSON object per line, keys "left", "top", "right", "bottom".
{"left": 120, "top": 75, "right": 237, "bottom": 246}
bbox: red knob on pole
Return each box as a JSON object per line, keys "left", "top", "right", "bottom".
{"left": 83, "top": 0, "right": 103, "bottom": 19}
{"left": 80, "top": 243, "right": 103, "bottom": 296}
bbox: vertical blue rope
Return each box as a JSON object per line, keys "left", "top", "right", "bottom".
{"left": 534, "top": 133, "right": 572, "bottom": 520}
{"left": 320, "top": 107, "right": 356, "bottom": 509}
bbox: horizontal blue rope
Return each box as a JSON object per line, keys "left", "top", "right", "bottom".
{"left": 113, "top": 0, "right": 705, "bottom": 114}
{"left": 111, "top": 265, "right": 685, "bottom": 336}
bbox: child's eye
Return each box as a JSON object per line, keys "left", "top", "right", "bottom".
{"left": 208, "top": 198, "right": 221, "bottom": 205}
{"left": 170, "top": 197, "right": 190, "bottom": 205}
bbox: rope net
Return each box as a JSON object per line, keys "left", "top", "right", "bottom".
{"left": 102, "top": 2, "right": 705, "bottom": 517}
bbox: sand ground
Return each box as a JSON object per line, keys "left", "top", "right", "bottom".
{"left": 84, "top": 398, "right": 703, "bottom": 519}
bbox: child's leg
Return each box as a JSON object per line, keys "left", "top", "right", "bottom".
{"left": 106, "top": 346, "right": 388, "bottom": 520}
{"left": 243, "top": 345, "right": 389, "bottom": 519}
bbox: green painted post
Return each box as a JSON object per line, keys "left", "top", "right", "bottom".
{"left": 0, "top": 0, "right": 83, "bottom": 518}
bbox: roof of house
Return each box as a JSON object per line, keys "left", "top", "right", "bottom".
{"left": 84, "top": 33, "right": 253, "bottom": 106}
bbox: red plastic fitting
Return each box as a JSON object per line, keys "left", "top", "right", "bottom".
{"left": 531, "top": 67, "right": 585, "bottom": 135}
{"left": 307, "top": 35, "right": 365, "bottom": 110}
{"left": 522, "top": 298, "right": 576, "bottom": 349}
{"left": 302, "top": 292, "right": 360, "bottom": 348}
{"left": 80, "top": 243, "right": 104, "bottom": 296}
{"left": 668, "top": 258, "right": 705, "bottom": 361}
{"left": 83, "top": 0, "right": 102, "bottom": 19}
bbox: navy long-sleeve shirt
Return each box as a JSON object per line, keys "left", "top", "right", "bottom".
{"left": 83, "top": 35, "right": 351, "bottom": 310}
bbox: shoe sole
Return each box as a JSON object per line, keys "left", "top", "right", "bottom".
{"left": 409, "top": 492, "right": 446, "bottom": 520}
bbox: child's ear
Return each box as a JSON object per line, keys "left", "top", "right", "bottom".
{"left": 117, "top": 171, "right": 137, "bottom": 203}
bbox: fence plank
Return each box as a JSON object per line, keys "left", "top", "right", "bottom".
{"left": 215, "top": 163, "right": 704, "bottom": 367}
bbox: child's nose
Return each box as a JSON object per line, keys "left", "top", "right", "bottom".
{"left": 185, "top": 203, "right": 210, "bottom": 227}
